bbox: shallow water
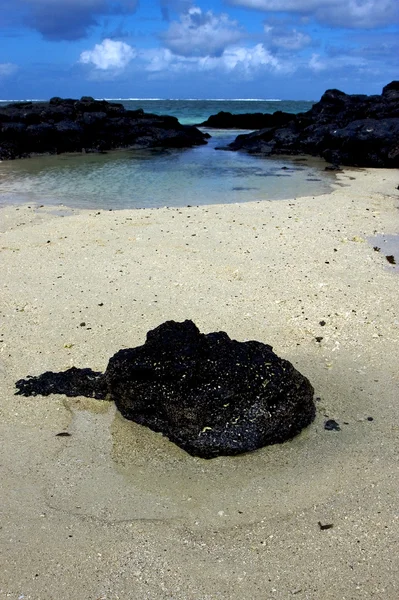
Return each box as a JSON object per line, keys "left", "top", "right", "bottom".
{"left": 43, "top": 400, "right": 346, "bottom": 528}
{"left": 0, "top": 129, "right": 333, "bottom": 210}
{"left": 0, "top": 98, "right": 334, "bottom": 210}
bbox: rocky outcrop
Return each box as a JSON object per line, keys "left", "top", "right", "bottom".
{"left": 199, "top": 110, "right": 295, "bottom": 130}
{"left": 227, "top": 81, "right": 399, "bottom": 168}
{"left": 15, "top": 320, "right": 315, "bottom": 459}
{"left": 0, "top": 96, "right": 208, "bottom": 160}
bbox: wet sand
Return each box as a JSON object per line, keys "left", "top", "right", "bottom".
{"left": 1, "top": 168, "right": 398, "bottom": 599}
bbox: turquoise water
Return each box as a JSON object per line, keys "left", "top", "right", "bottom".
{"left": 0, "top": 99, "right": 334, "bottom": 210}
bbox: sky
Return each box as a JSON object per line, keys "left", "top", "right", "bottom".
{"left": 0, "top": 0, "right": 398, "bottom": 100}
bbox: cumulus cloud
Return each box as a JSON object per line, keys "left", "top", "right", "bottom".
{"left": 227, "top": 0, "right": 399, "bottom": 29}
{"left": 0, "top": 62, "right": 18, "bottom": 77}
{"left": 308, "top": 53, "right": 326, "bottom": 72}
{"left": 308, "top": 51, "right": 368, "bottom": 73}
{"left": 0, "top": 0, "right": 139, "bottom": 41}
{"left": 145, "top": 43, "right": 283, "bottom": 76}
{"left": 161, "top": 6, "right": 245, "bottom": 57}
{"left": 264, "top": 24, "right": 312, "bottom": 50}
{"left": 79, "top": 38, "right": 136, "bottom": 70}
{"left": 212, "top": 44, "right": 282, "bottom": 73}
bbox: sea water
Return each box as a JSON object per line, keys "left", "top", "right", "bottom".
{"left": 0, "top": 99, "right": 334, "bottom": 210}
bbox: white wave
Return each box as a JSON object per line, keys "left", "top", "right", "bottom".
{"left": 1, "top": 97, "right": 284, "bottom": 103}
{"left": 0, "top": 98, "right": 45, "bottom": 103}
{"left": 100, "top": 97, "right": 165, "bottom": 101}
{"left": 98, "top": 97, "right": 282, "bottom": 102}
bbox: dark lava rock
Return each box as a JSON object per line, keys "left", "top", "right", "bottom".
{"left": 199, "top": 110, "right": 295, "bottom": 130}
{"left": 0, "top": 97, "right": 208, "bottom": 160}
{"left": 15, "top": 366, "right": 107, "bottom": 400}
{"left": 226, "top": 81, "right": 399, "bottom": 168}
{"left": 15, "top": 320, "right": 315, "bottom": 459}
{"left": 324, "top": 419, "right": 341, "bottom": 431}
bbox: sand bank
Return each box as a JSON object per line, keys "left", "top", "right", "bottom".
{"left": 1, "top": 168, "right": 398, "bottom": 599}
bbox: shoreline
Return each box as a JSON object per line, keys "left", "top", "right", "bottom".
{"left": 1, "top": 168, "right": 398, "bottom": 599}
{"left": 0, "top": 148, "right": 336, "bottom": 211}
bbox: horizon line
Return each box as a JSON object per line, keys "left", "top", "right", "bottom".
{"left": 102, "top": 98, "right": 283, "bottom": 102}
{"left": 0, "top": 97, "right": 289, "bottom": 103}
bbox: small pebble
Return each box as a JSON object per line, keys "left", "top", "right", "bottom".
{"left": 324, "top": 419, "right": 341, "bottom": 431}
{"left": 318, "top": 521, "right": 334, "bottom": 530}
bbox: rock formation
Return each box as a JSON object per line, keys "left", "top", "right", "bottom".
{"left": 199, "top": 110, "right": 295, "bottom": 130}
{"left": 221, "top": 81, "right": 399, "bottom": 168}
{"left": 15, "top": 320, "right": 315, "bottom": 459}
{"left": 0, "top": 96, "right": 208, "bottom": 160}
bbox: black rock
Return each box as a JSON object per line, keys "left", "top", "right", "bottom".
{"left": 15, "top": 366, "right": 107, "bottom": 400}
{"left": 199, "top": 110, "right": 295, "bottom": 130}
{"left": 382, "top": 81, "right": 399, "bottom": 101}
{"left": 0, "top": 97, "right": 208, "bottom": 160}
{"left": 15, "top": 320, "right": 315, "bottom": 459}
{"left": 226, "top": 81, "right": 399, "bottom": 168}
{"left": 322, "top": 118, "right": 399, "bottom": 167}
{"left": 324, "top": 419, "right": 341, "bottom": 431}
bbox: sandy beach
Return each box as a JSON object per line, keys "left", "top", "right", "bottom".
{"left": 1, "top": 167, "right": 398, "bottom": 599}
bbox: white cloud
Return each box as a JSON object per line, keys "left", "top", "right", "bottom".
{"left": 308, "top": 51, "right": 368, "bottom": 73}
{"left": 144, "top": 41, "right": 377, "bottom": 83}
{"left": 79, "top": 38, "right": 136, "bottom": 70}
{"left": 264, "top": 24, "right": 312, "bottom": 50}
{"left": 308, "top": 53, "right": 326, "bottom": 72}
{"left": 145, "top": 48, "right": 178, "bottom": 73}
{"left": 228, "top": 0, "right": 398, "bottom": 28}
{"left": 161, "top": 6, "right": 244, "bottom": 57}
{"left": 214, "top": 44, "right": 281, "bottom": 72}
{"left": 144, "top": 43, "right": 284, "bottom": 77}
{"left": 0, "top": 62, "right": 18, "bottom": 77}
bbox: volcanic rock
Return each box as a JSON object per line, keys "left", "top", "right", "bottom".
{"left": 225, "top": 81, "right": 399, "bottom": 168}
{"left": 0, "top": 96, "right": 208, "bottom": 160}
{"left": 16, "top": 320, "right": 315, "bottom": 458}
{"left": 199, "top": 110, "right": 295, "bottom": 130}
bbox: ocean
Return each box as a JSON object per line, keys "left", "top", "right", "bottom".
{"left": 0, "top": 99, "right": 334, "bottom": 210}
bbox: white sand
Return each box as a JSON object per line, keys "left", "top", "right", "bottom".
{"left": 1, "top": 168, "right": 398, "bottom": 599}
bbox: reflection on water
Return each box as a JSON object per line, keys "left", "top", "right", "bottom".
{"left": 0, "top": 130, "right": 334, "bottom": 210}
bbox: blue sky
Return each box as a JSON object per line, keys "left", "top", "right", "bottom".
{"left": 0, "top": 0, "right": 398, "bottom": 100}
